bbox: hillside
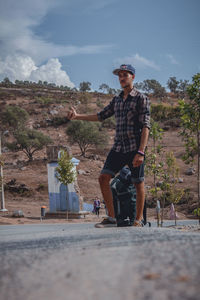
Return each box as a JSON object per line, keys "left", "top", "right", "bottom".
{"left": 0, "top": 87, "right": 198, "bottom": 224}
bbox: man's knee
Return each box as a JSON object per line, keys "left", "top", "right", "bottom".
{"left": 99, "top": 173, "right": 112, "bottom": 185}
{"left": 134, "top": 181, "right": 144, "bottom": 191}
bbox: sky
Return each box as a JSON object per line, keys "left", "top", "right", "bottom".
{"left": 0, "top": 0, "right": 199, "bottom": 90}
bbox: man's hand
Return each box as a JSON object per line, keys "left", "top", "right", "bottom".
{"left": 67, "top": 107, "right": 77, "bottom": 120}
{"left": 133, "top": 154, "right": 144, "bottom": 168}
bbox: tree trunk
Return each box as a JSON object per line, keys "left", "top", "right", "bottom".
{"left": 174, "top": 204, "right": 177, "bottom": 226}
{"left": 153, "top": 138, "right": 156, "bottom": 189}
{"left": 161, "top": 195, "right": 166, "bottom": 227}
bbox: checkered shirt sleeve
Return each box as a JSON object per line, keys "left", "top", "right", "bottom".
{"left": 138, "top": 95, "right": 151, "bottom": 129}
{"left": 97, "top": 97, "right": 115, "bottom": 121}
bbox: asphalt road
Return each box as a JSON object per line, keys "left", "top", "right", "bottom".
{"left": 0, "top": 220, "right": 200, "bottom": 300}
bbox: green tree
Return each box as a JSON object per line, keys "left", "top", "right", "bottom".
{"left": 66, "top": 120, "right": 108, "bottom": 157}
{"left": 193, "top": 208, "right": 200, "bottom": 218}
{"left": 160, "top": 151, "right": 184, "bottom": 226}
{"left": 1, "top": 77, "right": 13, "bottom": 87}
{"left": 179, "top": 73, "right": 200, "bottom": 223}
{"left": 142, "top": 79, "right": 166, "bottom": 97}
{"left": 108, "top": 88, "right": 117, "bottom": 95}
{"left": 134, "top": 82, "right": 143, "bottom": 90}
{"left": 1, "top": 105, "right": 29, "bottom": 129}
{"left": 167, "top": 77, "right": 179, "bottom": 94}
{"left": 99, "top": 83, "right": 110, "bottom": 93}
{"left": 178, "top": 79, "right": 189, "bottom": 98}
{"left": 6, "top": 128, "right": 52, "bottom": 161}
{"left": 145, "top": 120, "right": 164, "bottom": 201}
{"left": 79, "top": 81, "right": 91, "bottom": 92}
{"left": 55, "top": 150, "right": 75, "bottom": 185}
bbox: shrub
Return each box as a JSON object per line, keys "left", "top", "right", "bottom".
{"left": 78, "top": 93, "right": 92, "bottom": 105}
{"left": 163, "top": 118, "right": 181, "bottom": 128}
{"left": 151, "top": 104, "right": 181, "bottom": 121}
{"left": 96, "top": 98, "right": 104, "bottom": 109}
{"left": 51, "top": 116, "right": 70, "bottom": 127}
{"left": 35, "top": 97, "right": 53, "bottom": 106}
{"left": 1, "top": 105, "right": 29, "bottom": 129}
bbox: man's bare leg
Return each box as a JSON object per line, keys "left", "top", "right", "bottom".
{"left": 98, "top": 173, "right": 115, "bottom": 218}
{"left": 134, "top": 181, "right": 145, "bottom": 221}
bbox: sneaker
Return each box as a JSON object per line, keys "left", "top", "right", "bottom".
{"left": 95, "top": 217, "right": 116, "bottom": 228}
{"left": 133, "top": 220, "right": 144, "bottom": 227}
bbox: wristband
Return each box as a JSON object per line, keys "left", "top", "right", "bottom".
{"left": 137, "top": 150, "right": 145, "bottom": 156}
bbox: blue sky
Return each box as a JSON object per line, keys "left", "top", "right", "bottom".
{"left": 0, "top": 0, "right": 199, "bottom": 90}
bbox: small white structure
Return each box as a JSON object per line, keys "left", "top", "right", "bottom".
{"left": 46, "top": 146, "right": 80, "bottom": 213}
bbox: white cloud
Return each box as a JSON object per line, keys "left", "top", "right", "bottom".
{"left": 0, "top": 55, "right": 75, "bottom": 87}
{"left": 0, "top": 0, "right": 113, "bottom": 85}
{"left": 31, "top": 58, "right": 74, "bottom": 87}
{"left": 114, "top": 53, "right": 160, "bottom": 71}
{"left": 0, "top": 0, "right": 113, "bottom": 63}
{"left": 166, "top": 54, "right": 179, "bottom": 65}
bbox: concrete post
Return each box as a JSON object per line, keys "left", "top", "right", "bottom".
{"left": 0, "top": 133, "right": 7, "bottom": 212}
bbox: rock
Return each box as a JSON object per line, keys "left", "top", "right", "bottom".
{"left": 33, "top": 123, "right": 41, "bottom": 128}
{"left": 88, "top": 154, "right": 100, "bottom": 160}
{"left": 12, "top": 210, "right": 24, "bottom": 218}
{"left": 145, "top": 185, "right": 151, "bottom": 189}
{"left": 20, "top": 167, "right": 27, "bottom": 171}
{"left": 5, "top": 180, "right": 30, "bottom": 194}
{"left": 16, "top": 160, "right": 25, "bottom": 168}
{"left": 39, "top": 120, "right": 48, "bottom": 128}
{"left": 3, "top": 130, "right": 9, "bottom": 136}
{"left": 46, "top": 118, "right": 52, "bottom": 123}
{"left": 185, "top": 167, "right": 195, "bottom": 175}
{"left": 170, "top": 178, "right": 183, "bottom": 183}
{"left": 2, "top": 147, "right": 9, "bottom": 153}
{"left": 50, "top": 109, "right": 58, "bottom": 115}
{"left": 162, "top": 126, "right": 170, "bottom": 131}
{"left": 4, "top": 162, "right": 14, "bottom": 167}
{"left": 78, "top": 169, "right": 87, "bottom": 175}
{"left": 7, "top": 179, "right": 17, "bottom": 185}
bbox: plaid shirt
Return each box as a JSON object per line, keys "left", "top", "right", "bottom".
{"left": 97, "top": 88, "right": 150, "bottom": 153}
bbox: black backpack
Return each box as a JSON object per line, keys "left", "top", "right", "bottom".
{"left": 110, "top": 167, "right": 136, "bottom": 227}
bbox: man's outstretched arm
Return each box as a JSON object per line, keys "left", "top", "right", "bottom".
{"left": 67, "top": 107, "right": 99, "bottom": 121}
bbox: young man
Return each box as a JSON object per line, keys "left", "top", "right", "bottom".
{"left": 67, "top": 64, "right": 150, "bottom": 227}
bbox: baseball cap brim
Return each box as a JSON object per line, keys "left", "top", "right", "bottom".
{"left": 113, "top": 68, "right": 134, "bottom": 76}
{"left": 113, "top": 68, "right": 121, "bottom": 75}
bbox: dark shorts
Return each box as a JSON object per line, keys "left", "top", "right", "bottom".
{"left": 101, "top": 150, "right": 145, "bottom": 183}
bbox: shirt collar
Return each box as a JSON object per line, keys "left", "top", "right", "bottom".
{"left": 119, "top": 87, "right": 138, "bottom": 99}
